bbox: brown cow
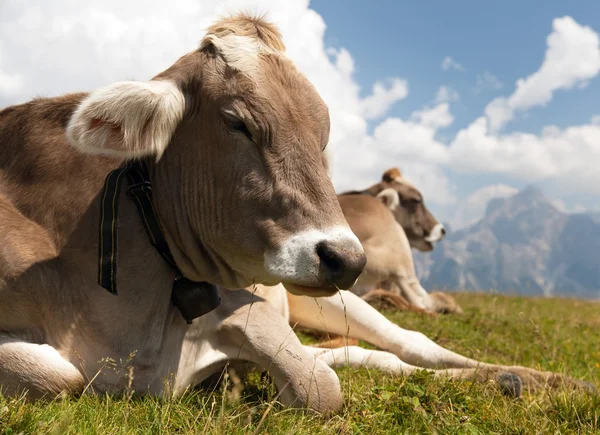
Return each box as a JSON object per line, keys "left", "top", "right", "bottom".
{"left": 0, "top": 14, "right": 365, "bottom": 402}
{"left": 342, "top": 167, "right": 445, "bottom": 252}
{"left": 337, "top": 168, "right": 461, "bottom": 314}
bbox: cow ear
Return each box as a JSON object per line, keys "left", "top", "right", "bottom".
{"left": 66, "top": 80, "right": 185, "bottom": 160}
{"left": 376, "top": 188, "right": 400, "bottom": 210}
{"left": 382, "top": 167, "right": 402, "bottom": 183}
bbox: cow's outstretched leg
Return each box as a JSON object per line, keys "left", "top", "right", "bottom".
{"left": 0, "top": 334, "right": 84, "bottom": 400}
{"left": 303, "top": 337, "right": 571, "bottom": 396}
{"left": 288, "top": 291, "right": 474, "bottom": 368}
{"left": 287, "top": 292, "right": 592, "bottom": 393}
{"left": 212, "top": 289, "right": 343, "bottom": 414}
{"left": 303, "top": 343, "right": 590, "bottom": 396}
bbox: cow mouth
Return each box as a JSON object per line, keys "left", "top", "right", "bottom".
{"left": 283, "top": 282, "right": 340, "bottom": 297}
{"left": 411, "top": 238, "right": 434, "bottom": 252}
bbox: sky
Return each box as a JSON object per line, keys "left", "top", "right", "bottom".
{"left": 1, "top": 0, "right": 600, "bottom": 229}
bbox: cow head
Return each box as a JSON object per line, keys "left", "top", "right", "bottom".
{"left": 365, "top": 168, "right": 445, "bottom": 252}
{"left": 66, "top": 14, "right": 366, "bottom": 296}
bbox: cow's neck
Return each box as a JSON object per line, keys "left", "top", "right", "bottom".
{"left": 94, "top": 161, "right": 220, "bottom": 323}
{"left": 145, "top": 160, "right": 249, "bottom": 290}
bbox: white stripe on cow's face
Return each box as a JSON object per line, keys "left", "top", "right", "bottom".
{"left": 264, "top": 227, "right": 364, "bottom": 288}
{"left": 203, "top": 33, "right": 281, "bottom": 79}
{"left": 425, "top": 223, "right": 446, "bottom": 242}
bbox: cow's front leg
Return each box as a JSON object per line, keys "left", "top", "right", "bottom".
{"left": 305, "top": 345, "right": 596, "bottom": 396}
{"left": 288, "top": 290, "right": 475, "bottom": 369}
{"left": 302, "top": 345, "right": 526, "bottom": 395}
{"left": 213, "top": 289, "right": 343, "bottom": 414}
{"left": 0, "top": 333, "right": 84, "bottom": 400}
{"left": 288, "top": 293, "right": 594, "bottom": 394}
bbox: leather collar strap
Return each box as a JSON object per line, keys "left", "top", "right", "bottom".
{"left": 98, "top": 160, "right": 221, "bottom": 323}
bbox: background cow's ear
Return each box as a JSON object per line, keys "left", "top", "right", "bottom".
{"left": 382, "top": 167, "right": 402, "bottom": 183}
{"left": 66, "top": 80, "right": 185, "bottom": 160}
{"left": 376, "top": 188, "right": 400, "bottom": 210}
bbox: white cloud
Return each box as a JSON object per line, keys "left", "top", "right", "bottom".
{"left": 0, "top": 71, "right": 22, "bottom": 96}
{"left": 451, "top": 184, "right": 518, "bottom": 229}
{"left": 448, "top": 116, "right": 600, "bottom": 194}
{"left": 435, "top": 85, "right": 460, "bottom": 103}
{"left": 551, "top": 199, "right": 588, "bottom": 214}
{"left": 410, "top": 103, "right": 454, "bottom": 130}
{"left": 485, "top": 16, "right": 600, "bottom": 132}
{"left": 441, "top": 56, "right": 465, "bottom": 72}
{"left": 473, "top": 71, "right": 503, "bottom": 94}
{"left": 360, "top": 78, "right": 408, "bottom": 120}
{"left": 551, "top": 199, "right": 568, "bottom": 212}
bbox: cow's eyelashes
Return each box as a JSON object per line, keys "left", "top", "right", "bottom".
{"left": 222, "top": 112, "right": 253, "bottom": 142}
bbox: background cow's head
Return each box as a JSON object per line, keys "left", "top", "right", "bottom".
{"left": 364, "top": 168, "right": 445, "bottom": 252}
{"left": 66, "top": 14, "right": 366, "bottom": 296}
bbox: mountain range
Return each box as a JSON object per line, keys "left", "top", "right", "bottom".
{"left": 413, "top": 186, "right": 600, "bottom": 299}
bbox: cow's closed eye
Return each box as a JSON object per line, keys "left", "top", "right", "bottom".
{"left": 222, "top": 111, "right": 253, "bottom": 142}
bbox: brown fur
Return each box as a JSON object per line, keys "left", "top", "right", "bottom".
{"left": 313, "top": 336, "right": 360, "bottom": 349}
{"left": 361, "top": 289, "right": 438, "bottom": 316}
{"left": 382, "top": 167, "right": 402, "bottom": 182}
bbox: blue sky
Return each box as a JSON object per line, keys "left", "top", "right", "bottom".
{"left": 312, "top": 0, "right": 600, "bottom": 134}
{"left": 311, "top": 0, "right": 600, "bottom": 224}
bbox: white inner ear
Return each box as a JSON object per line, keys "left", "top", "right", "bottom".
{"left": 376, "top": 188, "right": 400, "bottom": 210}
{"left": 66, "top": 80, "right": 185, "bottom": 160}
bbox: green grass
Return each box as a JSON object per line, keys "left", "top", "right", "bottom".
{"left": 1, "top": 292, "right": 599, "bottom": 434}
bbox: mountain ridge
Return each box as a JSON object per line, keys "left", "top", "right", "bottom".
{"left": 414, "top": 186, "right": 600, "bottom": 298}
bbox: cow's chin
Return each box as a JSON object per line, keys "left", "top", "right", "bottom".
{"left": 412, "top": 239, "right": 434, "bottom": 252}
{"left": 282, "top": 282, "right": 340, "bottom": 297}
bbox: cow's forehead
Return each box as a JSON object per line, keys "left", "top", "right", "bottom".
{"left": 391, "top": 176, "right": 412, "bottom": 189}
{"left": 202, "top": 33, "right": 282, "bottom": 80}
{"left": 391, "top": 178, "right": 422, "bottom": 199}
{"left": 201, "top": 33, "right": 322, "bottom": 107}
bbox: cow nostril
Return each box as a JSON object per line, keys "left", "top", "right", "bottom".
{"left": 316, "top": 240, "right": 366, "bottom": 290}
{"left": 441, "top": 227, "right": 446, "bottom": 236}
{"left": 322, "top": 253, "right": 341, "bottom": 274}
{"left": 316, "top": 242, "right": 343, "bottom": 276}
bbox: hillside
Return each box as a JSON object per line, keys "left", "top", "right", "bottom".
{"left": 414, "top": 186, "right": 600, "bottom": 298}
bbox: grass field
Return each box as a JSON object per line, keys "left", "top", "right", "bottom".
{"left": 0, "top": 292, "right": 598, "bottom": 434}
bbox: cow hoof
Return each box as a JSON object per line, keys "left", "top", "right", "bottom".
{"left": 430, "top": 292, "right": 464, "bottom": 315}
{"left": 497, "top": 372, "right": 522, "bottom": 398}
{"left": 582, "top": 381, "right": 597, "bottom": 394}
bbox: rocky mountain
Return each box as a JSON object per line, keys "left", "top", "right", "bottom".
{"left": 586, "top": 211, "right": 600, "bottom": 225}
{"left": 414, "top": 186, "right": 600, "bottom": 298}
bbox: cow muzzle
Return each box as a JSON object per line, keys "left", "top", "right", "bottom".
{"left": 425, "top": 223, "right": 446, "bottom": 243}
{"left": 264, "top": 227, "right": 367, "bottom": 296}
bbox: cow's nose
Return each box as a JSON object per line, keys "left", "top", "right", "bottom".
{"left": 441, "top": 226, "right": 446, "bottom": 236}
{"left": 316, "top": 240, "right": 367, "bottom": 289}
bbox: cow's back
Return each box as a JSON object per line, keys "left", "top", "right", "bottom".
{"left": 337, "top": 193, "right": 397, "bottom": 242}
